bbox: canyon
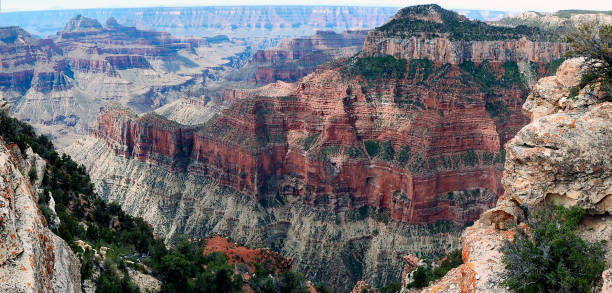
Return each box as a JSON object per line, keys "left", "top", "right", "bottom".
{"left": 0, "top": 15, "right": 249, "bottom": 147}
{"left": 64, "top": 5, "right": 573, "bottom": 290}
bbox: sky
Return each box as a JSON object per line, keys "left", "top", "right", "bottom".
{"left": 2, "top": 0, "right": 611, "bottom": 12}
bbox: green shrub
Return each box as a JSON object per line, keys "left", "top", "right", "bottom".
{"left": 304, "top": 133, "right": 320, "bottom": 150}
{"left": 407, "top": 249, "right": 462, "bottom": 289}
{"left": 28, "top": 167, "right": 38, "bottom": 182}
{"left": 407, "top": 59, "right": 434, "bottom": 80}
{"left": 364, "top": 140, "right": 380, "bottom": 157}
{"left": 380, "top": 282, "right": 401, "bottom": 293}
{"left": 461, "top": 149, "right": 479, "bottom": 167}
{"left": 396, "top": 146, "right": 411, "bottom": 165}
{"left": 501, "top": 205, "right": 606, "bottom": 293}
{"left": 566, "top": 23, "right": 611, "bottom": 101}
{"left": 344, "top": 56, "right": 407, "bottom": 81}
{"left": 502, "top": 61, "right": 525, "bottom": 87}
{"left": 381, "top": 141, "right": 395, "bottom": 161}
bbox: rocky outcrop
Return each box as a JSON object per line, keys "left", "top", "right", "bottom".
{"left": 362, "top": 5, "right": 567, "bottom": 64}
{"left": 490, "top": 10, "right": 612, "bottom": 34}
{"left": 363, "top": 35, "right": 567, "bottom": 65}
{"left": 204, "top": 235, "right": 293, "bottom": 274}
{"left": 0, "top": 138, "right": 81, "bottom": 292}
{"left": 406, "top": 58, "right": 611, "bottom": 292}
{"left": 62, "top": 15, "right": 103, "bottom": 33}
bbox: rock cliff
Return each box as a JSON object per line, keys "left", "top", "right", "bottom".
{"left": 403, "top": 58, "right": 611, "bottom": 292}
{"left": 0, "top": 137, "right": 81, "bottom": 292}
{"left": 362, "top": 5, "right": 567, "bottom": 65}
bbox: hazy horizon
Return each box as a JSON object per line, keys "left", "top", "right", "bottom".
{"left": 3, "top": 0, "right": 611, "bottom": 13}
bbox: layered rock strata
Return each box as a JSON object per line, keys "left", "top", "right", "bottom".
{"left": 1, "top": 17, "right": 248, "bottom": 147}
{"left": 404, "top": 58, "right": 611, "bottom": 292}
{"left": 362, "top": 5, "right": 567, "bottom": 65}
{"left": 244, "top": 30, "right": 369, "bottom": 85}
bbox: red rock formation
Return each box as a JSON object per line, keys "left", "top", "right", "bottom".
{"left": 91, "top": 56, "right": 544, "bottom": 224}
{"left": 0, "top": 27, "right": 68, "bottom": 94}
{"left": 203, "top": 235, "right": 292, "bottom": 275}
{"left": 89, "top": 6, "right": 568, "bottom": 226}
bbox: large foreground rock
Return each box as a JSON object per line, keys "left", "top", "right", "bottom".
{"left": 0, "top": 138, "right": 81, "bottom": 292}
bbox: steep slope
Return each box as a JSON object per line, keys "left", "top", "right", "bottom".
{"left": 66, "top": 5, "right": 569, "bottom": 290}
{"left": 363, "top": 5, "right": 566, "bottom": 64}
{"left": 1, "top": 104, "right": 322, "bottom": 292}
{"left": 402, "top": 58, "right": 611, "bottom": 292}
{"left": 0, "top": 136, "right": 81, "bottom": 292}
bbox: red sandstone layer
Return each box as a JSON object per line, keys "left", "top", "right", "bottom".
{"left": 90, "top": 56, "right": 551, "bottom": 224}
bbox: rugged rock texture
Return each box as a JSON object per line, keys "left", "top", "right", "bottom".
{"left": 0, "top": 137, "right": 81, "bottom": 292}
{"left": 153, "top": 98, "right": 221, "bottom": 126}
{"left": 406, "top": 59, "right": 611, "bottom": 292}
{"left": 362, "top": 5, "right": 567, "bottom": 65}
{"left": 67, "top": 133, "right": 465, "bottom": 291}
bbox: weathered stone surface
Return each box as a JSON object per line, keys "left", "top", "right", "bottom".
{"left": 0, "top": 137, "right": 80, "bottom": 292}
{"left": 127, "top": 267, "right": 162, "bottom": 293}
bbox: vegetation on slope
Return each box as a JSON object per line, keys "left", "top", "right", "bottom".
{"left": 405, "top": 249, "right": 463, "bottom": 289}
{"left": 501, "top": 205, "right": 606, "bottom": 293}
{"left": 378, "top": 4, "right": 551, "bottom": 41}
{"left": 0, "top": 111, "right": 311, "bottom": 293}
{"left": 566, "top": 23, "right": 611, "bottom": 100}
{"left": 342, "top": 55, "right": 407, "bottom": 81}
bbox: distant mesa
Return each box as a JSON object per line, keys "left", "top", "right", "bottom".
{"left": 62, "top": 14, "right": 103, "bottom": 33}
{"left": 104, "top": 17, "right": 122, "bottom": 29}
{"left": 0, "top": 26, "right": 35, "bottom": 44}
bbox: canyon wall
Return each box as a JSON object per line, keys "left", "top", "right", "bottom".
{"left": 403, "top": 58, "right": 611, "bottom": 292}
{"left": 362, "top": 5, "right": 568, "bottom": 64}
